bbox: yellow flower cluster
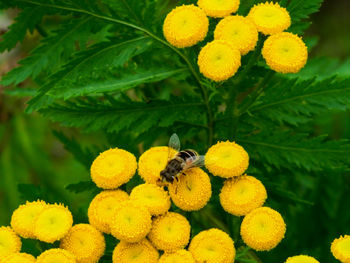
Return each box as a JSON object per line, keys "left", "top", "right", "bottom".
{"left": 162, "top": 1, "right": 307, "bottom": 81}
{"left": 1, "top": 200, "right": 105, "bottom": 262}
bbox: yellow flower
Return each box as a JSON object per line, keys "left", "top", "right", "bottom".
{"left": 34, "top": 204, "right": 73, "bottom": 243}
{"left": 240, "top": 207, "right": 286, "bottom": 251}
{"left": 205, "top": 141, "right": 249, "bottom": 178}
{"left": 1, "top": 253, "right": 36, "bottom": 263}
{"left": 220, "top": 175, "right": 267, "bottom": 216}
{"left": 168, "top": 168, "right": 212, "bottom": 211}
{"left": 198, "top": 0, "right": 240, "bottom": 18}
{"left": 112, "top": 239, "right": 159, "bottom": 263}
{"left": 163, "top": 5, "right": 209, "bottom": 48}
{"left": 36, "top": 248, "right": 76, "bottom": 263}
{"left": 148, "top": 212, "right": 190, "bottom": 252}
{"left": 11, "top": 200, "right": 48, "bottom": 238}
{"left": 0, "top": 226, "right": 21, "bottom": 257}
{"left": 138, "top": 146, "right": 177, "bottom": 184}
{"left": 214, "top": 15, "right": 258, "bottom": 55}
{"left": 130, "top": 184, "right": 171, "bottom": 216}
{"left": 60, "top": 224, "right": 105, "bottom": 263}
{"left": 248, "top": 2, "right": 291, "bottom": 35}
{"left": 91, "top": 148, "right": 137, "bottom": 189}
{"left": 262, "top": 32, "right": 308, "bottom": 73}
{"left": 88, "top": 189, "right": 129, "bottom": 234}
{"left": 198, "top": 40, "right": 241, "bottom": 82}
{"left": 285, "top": 255, "right": 320, "bottom": 263}
{"left": 189, "top": 228, "right": 235, "bottom": 263}
{"left": 331, "top": 235, "right": 350, "bottom": 263}
{"left": 110, "top": 201, "right": 152, "bottom": 243}
{"left": 159, "top": 249, "right": 195, "bottom": 263}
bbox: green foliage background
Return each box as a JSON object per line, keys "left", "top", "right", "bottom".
{"left": 0, "top": 0, "right": 349, "bottom": 262}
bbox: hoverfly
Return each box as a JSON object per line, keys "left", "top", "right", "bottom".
{"left": 158, "top": 133, "right": 205, "bottom": 185}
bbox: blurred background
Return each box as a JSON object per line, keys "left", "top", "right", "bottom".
{"left": 0, "top": 0, "right": 349, "bottom": 262}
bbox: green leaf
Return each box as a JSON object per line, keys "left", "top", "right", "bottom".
{"left": 1, "top": 16, "right": 102, "bottom": 86}
{"left": 49, "top": 67, "right": 188, "bottom": 99}
{"left": 248, "top": 76, "right": 350, "bottom": 125}
{"left": 53, "top": 131, "right": 100, "bottom": 169}
{"left": 0, "top": 7, "right": 45, "bottom": 52}
{"left": 25, "top": 36, "right": 154, "bottom": 112}
{"left": 40, "top": 97, "right": 205, "bottom": 133}
{"left": 237, "top": 131, "right": 350, "bottom": 171}
{"left": 287, "top": 0, "right": 324, "bottom": 33}
{"left": 65, "top": 181, "right": 98, "bottom": 194}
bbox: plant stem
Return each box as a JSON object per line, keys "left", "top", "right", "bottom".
{"left": 18, "top": 0, "right": 214, "bottom": 146}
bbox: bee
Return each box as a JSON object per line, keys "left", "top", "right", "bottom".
{"left": 159, "top": 133, "right": 204, "bottom": 185}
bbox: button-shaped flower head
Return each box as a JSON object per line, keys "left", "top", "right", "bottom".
{"left": 163, "top": 5, "right": 209, "bottom": 48}
{"left": 159, "top": 249, "right": 195, "bottom": 263}
{"left": 189, "top": 228, "right": 235, "bottom": 263}
{"left": 241, "top": 207, "right": 286, "bottom": 251}
{"left": 148, "top": 212, "right": 190, "bottom": 252}
{"left": 285, "top": 255, "right": 320, "bottom": 263}
{"left": 110, "top": 201, "right": 152, "bottom": 243}
{"left": 262, "top": 32, "right": 308, "bottom": 74}
{"left": 331, "top": 235, "right": 350, "bottom": 263}
{"left": 88, "top": 189, "right": 129, "bottom": 234}
{"left": 112, "top": 239, "right": 159, "bottom": 263}
{"left": 220, "top": 175, "right": 267, "bottom": 216}
{"left": 205, "top": 141, "right": 249, "bottom": 178}
{"left": 214, "top": 15, "right": 258, "bottom": 55}
{"left": 248, "top": 2, "right": 291, "bottom": 35}
{"left": 168, "top": 167, "right": 212, "bottom": 211}
{"left": 60, "top": 224, "right": 106, "bottom": 263}
{"left": 130, "top": 184, "right": 171, "bottom": 216}
{"left": 11, "top": 200, "right": 48, "bottom": 238}
{"left": 34, "top": 203, "right": 73, "bottom": 243}
{"left": 198, "top": 40, "right": 241, "bottom": 82}
{"left": 138, "top": 146, "right": 177, "bottom": 184}
{"left": 36, "top": 248, "right": 76, "bottom": 263}
{"left": 0, "top": 227, "right": 21, "bottom": 258}
{"left": 91, "top": 148, "right": 137, "bottom": 189}
{"left": 198, "top": 0, "right": 240, "bottom": 18}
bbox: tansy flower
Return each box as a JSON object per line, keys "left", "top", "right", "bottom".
{"left": 0, "top": 253, "right": 36, "bottom": 263}
{"left": 130, "top": 184, "right": 171, "bottom": 216}
{"left": 205, "top": 141, "right": 249, "bottom": 178}
{"left": 60, "top": 224, "right": 105, "bottom": 263}
{"left": 198, "top": 40, "right": 241, "bottom": 82}
{"left": 34, "top": 204, "right": 73, "bottom": 243}
{"left": 0, "top": 226, "right": 21, "bottom": 257}
{"left": 214, "top": 15, "right": 258, "bottom": 55}
{"left": 138, "top": 146, "right": 177, "bottom": 184}
{"left": 262, "top": 32, "right": 308, "bottom": 73}
{"left": 91, "top": 148, "right": 137, "bottom": 189}
{"left": 36, "top": 248, "right": 76, "bottom": 263}
{"left": 11, "top": 200, "right": 47, "bottom": 238}
{"left": 331, "top": 235, "right": 350, "bottom": 263}
{"left": 248, "top": 2, "right": 291, "bottom": 35}
{"left": 163, "top": 5, "right": 209, "bottom": 48}
{"left": 168, "top": 168, "right": 212, "bottom": 211}
{"left": 159, "top": 249, "right": 195, "bottom": 263}
{"left": 189, "top": 228, "right": 235, "bottom": 263}
{"left": 198, "top": 0, "right": 240, "bottom": 18}
{"left": 110, "top": 201, "right": 152, "bottom": 243}
{"left": 220, "top": 175, "right": 267, "bottom": 216}
{"left": 88, "top": 189, "right": 129, "bottom": 234}
{"left": 285, "top": 255, "right": 320, "bottom": 263}
{"left": 112, "top": 239, "right": 159, "bottom": 263}
{"left": 148, "top": 212, "right": 190, "bottom": 252}
{"left": 240, "top": 207, "right": 286, "bottom": 251}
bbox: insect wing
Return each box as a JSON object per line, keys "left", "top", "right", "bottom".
{"left": 168, "top": 133, "right": 181, "bottom": 151}
{"left": 183, "top": 155, "right": 205, "bottom": 170}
